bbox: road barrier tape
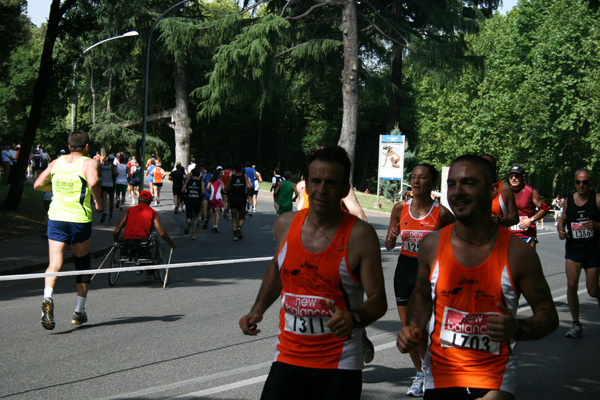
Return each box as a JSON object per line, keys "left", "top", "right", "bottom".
{"left": 2, "top": 246, "right": 394, "bottom": 283}
{"left": 0, "top": 256, "right": 273, "bottom": 282}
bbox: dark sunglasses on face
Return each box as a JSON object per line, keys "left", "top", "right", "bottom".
{"left": 575, "top": 180, "right": 589, "bottom": 185}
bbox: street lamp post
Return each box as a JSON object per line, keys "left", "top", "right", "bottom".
{"left": 70, "top": 31, "right": 139, "bottom": 133}
{"left": 140, "top": 0, "right": 194, "bottom": 191}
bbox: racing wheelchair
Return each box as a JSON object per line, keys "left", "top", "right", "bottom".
{"left": 108, "top": 232, "right": 166, "bottom": 286}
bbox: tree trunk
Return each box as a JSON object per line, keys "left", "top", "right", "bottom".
{"left": 106, "top": 72, "right": 112, "bottom": 116}
{"left": 91, "top": 66, "right": 96, "bottom": 124}
{"left": 385, "top": 44, "right": 403, "bottom": 133}
{"left": 338, "top": 0, "right": 359, "bottom": 185}
{"left": 2, "top": 0, "right": 77, "bottom": 210}
{"left": 171, "top": 61, "right": 192, "bottom": 167}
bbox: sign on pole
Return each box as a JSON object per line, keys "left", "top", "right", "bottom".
{"left": 376, "top": 135, "right": 405, "bottom": 205}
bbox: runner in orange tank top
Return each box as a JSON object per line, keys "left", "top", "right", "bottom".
{"left": 239, "top": 145, "right": 387, "bottom": 400}
{"left": 385, "top": 164, "right": 454, "bottom": 396}
{"left": 482, "top": 155, "right": 518, "bottom": 228}
{"left": 397, "top": 155, "right": 558, "bottom": 400}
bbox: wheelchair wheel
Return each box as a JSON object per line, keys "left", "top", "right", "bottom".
{"left": 150, "top": 236, "right": 166, "bottom": 284}
{"left": 108, "top": 246, "right": 121, "bottom": 286}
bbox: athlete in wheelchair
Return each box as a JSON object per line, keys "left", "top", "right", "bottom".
{"left": 109, "top": 190, "right": 176, "bottom": 285}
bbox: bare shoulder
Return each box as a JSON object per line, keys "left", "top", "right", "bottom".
{"left": 349, "top": 218, "right": 377, "bottom": 241}
{"left": 439, "top": 205, "right": 455, "bottom": 226}
{"left": 419, "top": 229, "right": 441, "bottom": 265}
{"left": 273, "top": 212, "right": 296, "bottom": 242}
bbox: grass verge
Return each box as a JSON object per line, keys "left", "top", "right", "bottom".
{"left": 0, "top": 182, "right": 47, "bottom": 241}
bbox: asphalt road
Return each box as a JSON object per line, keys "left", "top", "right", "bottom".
{"left": 1, "top": 199, "right": 599, "bottom": 399}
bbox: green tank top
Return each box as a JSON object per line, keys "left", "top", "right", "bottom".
{"left": 278, "top": 181, "right": 294, "bottom": 209}
{"left": 48, "top": 155, "right": 92, "bottom": 223}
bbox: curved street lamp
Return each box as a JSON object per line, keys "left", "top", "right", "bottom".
{"left": 70, "top": 31, "right": 139, "bottom": 133}
{"left": 140, "top": 0, "right": 194, "bottom": 191}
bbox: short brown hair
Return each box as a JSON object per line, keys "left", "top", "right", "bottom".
{"left": 68, "top": 131, "right": 90, "bottom": 152}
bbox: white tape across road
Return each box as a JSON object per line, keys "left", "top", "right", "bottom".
{"left": 0, "top": 256, "right": 273, "bottom": 282}
{"left": 0, "top": 246, "right": 398, "bottom": 282}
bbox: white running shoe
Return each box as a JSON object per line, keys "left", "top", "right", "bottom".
{"left": 407, "top": 372, "right": 424, "bottom": 397}
{"left": 565, "top": 323, "right": 583, "bottom": 338}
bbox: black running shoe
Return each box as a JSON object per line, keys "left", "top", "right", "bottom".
{"left": 184, "top": 222, "right": 191, "bottom": 235}
{"left": 41, "top": 298, "right": 55, "bottom": 330}
{"left": 362, "top": 330, "right": 375, "bottom": 363}
{"left": 236, "top": 227, "right": 243, "bottom": 240}
{"left": 71, "top": 311, "right": 88, "bottom": 325}
{"left": 100, "top": 212, "right": 107, "bottom": 223}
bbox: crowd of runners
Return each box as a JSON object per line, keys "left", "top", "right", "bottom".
{"left": 30, "top": 132, "right": 599, "bottom": 399}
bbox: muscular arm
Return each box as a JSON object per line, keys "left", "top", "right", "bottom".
{"left": 351, "top": 221, "right": 387, "bottom": 327}
{"left": 327, "top": 220, "right": 387, "bottom": 338}
{"left": 385, "top": 202, "right": 404, "bottom": 250}
{"left": 342, "top": 189, "right": 367, "bottom": 222}
{"left": 500, "top": 182, "right": 519, "bottom": 227}
{"left": 487, "top": 236, "right": 558, "bottom": 341}
{"left": 239, "top": 213, "right": 293, "bottom": 335}
{"left": 33, "top": 159, "right": 57, "bottom": 192}
{"left": 153, "top": 215, "right": 177, "bottom": 249}
{"left": 557, "top": 197, "right": 569, "bottom": 240}
{"left": 113, "top": 210, "right": 129, "bottom": 242}
{"left": 531, "top": 189, "right": 548, "bottom": 220}
{"left": 84, "top": 158, "right": 102, "bottom": 211}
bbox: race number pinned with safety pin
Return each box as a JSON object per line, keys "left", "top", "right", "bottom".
{"left": 571, "top": 222, "right": 594, "bottom": 239}
{"left": 401, "top": 230, "right": 429, "bottom": 253}
{"left": 439, "top": 307, "right": 501, "bottom": 354}
{"left": 282, "top": 293, "right": 333, "bottom": 336}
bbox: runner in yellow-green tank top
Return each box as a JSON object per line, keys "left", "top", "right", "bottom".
{"left": 34, "top": 131, "right": 102, "bottom": 331}
{"left": 48, "top": 155, "right": 93, "bottom": 223}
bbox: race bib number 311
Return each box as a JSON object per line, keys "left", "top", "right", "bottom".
{"left": 282, "top": 293, "right": 332, "bottom": 336}
{"left": 440, "top": 307, "right": 501, "bottom": 354}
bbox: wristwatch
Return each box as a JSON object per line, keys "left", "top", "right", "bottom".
{"left": 348, "top": 309, "right": 360, "bottom": 328}
{"left": 530, "top": 218, "right": 536, "bottom": 223}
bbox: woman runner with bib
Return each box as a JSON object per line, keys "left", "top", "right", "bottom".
{"left": 385, "top": 164, "right": 455, "bottom": 397}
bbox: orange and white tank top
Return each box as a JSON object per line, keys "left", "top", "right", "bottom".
{"left": 491, "top": 180, "right": 507, "bottom": 217}
{"left": 296, "top": 189, "right": 309, "bottom": 210}
{"left": 275, "top": 209, "right": 364, "bottom": 370}
{"left": 153, "top": 167, "right": 164, "bottom": 184}
{"left": 399, "top": 199, "right": 442, "bottom": 257}
{"left": 424, "top": 224, "right": 520, "bottom": 394}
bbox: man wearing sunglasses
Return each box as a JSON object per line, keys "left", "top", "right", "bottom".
{"left": 557, "top": 169, "right": 600, "bottom": 338}
{"left": 508, "top": 165, "right": 548, "bottom": 249}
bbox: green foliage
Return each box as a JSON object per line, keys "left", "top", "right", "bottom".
{"left": 413, "top": 0, "right": 600, "bottom": 196}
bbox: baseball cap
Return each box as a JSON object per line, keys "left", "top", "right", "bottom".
{"left": 139, "top": 190, "right": 153, "bottom": 201}
{"left": 216, "top": 166, "right": 223, "bottom": 170}
{"left": 509, "top": 165, "right": 525, "bottom": 175}
{"left": 108, "top": 153, "right": 115, "bottom": 159}
{"left": 60, "top": 149, "right": 66, "bottom": 154}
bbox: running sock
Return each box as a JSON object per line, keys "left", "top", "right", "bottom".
{"left": 75, "top": 296, "right": 87, "bottom": 313}
{"left": 44, "top": 287, "right": 54, "bottom": 299}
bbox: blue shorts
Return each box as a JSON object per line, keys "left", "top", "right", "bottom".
{"left": 565, "top": 252, "right": 600, "bottom": 269}
{"left": 47, "top": 220, "right": 92, "bottom": 245}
